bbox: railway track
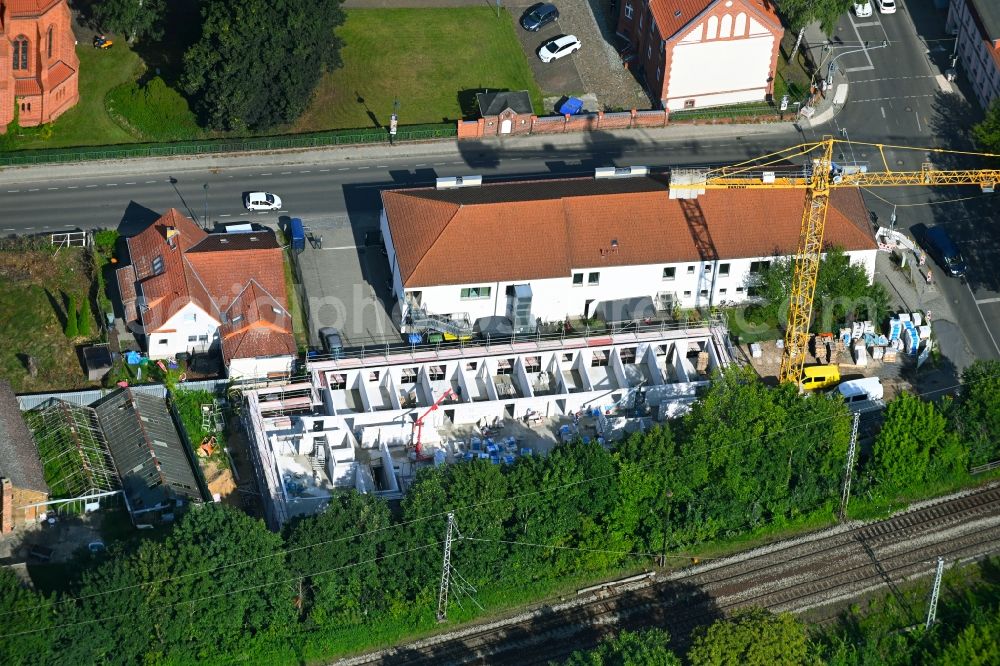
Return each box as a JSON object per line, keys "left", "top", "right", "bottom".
{"left": 337, "top": 483, "right": 1000, "bottom": 666}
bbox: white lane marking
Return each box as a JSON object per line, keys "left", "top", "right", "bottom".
{"left": 85, "top": 185, "right": 98, "bottom": 188}
{"left": 915, "top": 111, "right": 922, "bottom": 132}
{"left": 125, "top": 182, "right": 136, "bottom": 185}
{"left": 145, "top": 180, "right": 157, "bottom": 183}
{"left": 377, "top": 165, "right": 388, "bottom": 168}
{"left": 106, "top": 183, "right": 118, "bottom": 187}
{"left": 358, "top": 166, "right": 370, "bottom": 170}
{"left": 433, "top": 162, "right": 446, "bottom": 166}
{"left": 6, "top": 190, "right": 19, "bottom": 193}
{"left": 28, "top": 188, "right": 39, "bottom": 192}
{"left": 975, "top": 297, "right": 1000, "bottom": 305}
{"left": 280, "top": 171, "right": 292, "bottom": 175}
{"left": 47, "top": 187, "right": 59, "bottom": 191}
{"left": 260, "top": 172, "right": 272, "bottom": 176}
{"left": 320, "top": 245, "right": 360, "bottom": 250}
{"left": 850, "top": 94, "right": 937, "bottom": 104}
{"left": 64, "top": 224, "right": 74, "bottom": 228}
{"left": 319, "top": 169, "right": 330, "bottom": 172}
{"left": 844, "top": 65, "right": 875, "bottom": 72}
{"left": 300, "top": 170, "right": 311, "bottom": 173}
{"left": 850, "top": 75, "right": 938, "bottom": 84}
{"left": 219, "top": 214, "right": 231, "bottom": 217}
{"left": 338, "top": 167, "right": 349, "bottom": 171}
{"left": 3, "top": 228, "right": 14, "bottom": 231}
{"left": 969, "top": 284, "right": 1000, "bottom": 356}
{"left": 67, "top": 186, "right": 79, "bottom": 189}
{"left": 881, "top": 107, "right": 886, "bottom": 118}
{"left": 415, "top": 163, "right": 427, "bottom": 167}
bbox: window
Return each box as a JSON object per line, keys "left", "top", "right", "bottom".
{"left": 151, "top": 255, "right": 164, "bottom": 275}
{"left": 700, "top": 290, "right": 708, "bottom": 297}
{"left": 188, "top": 335, "right": 198, "bottom": 342}
{"left": 704, "top": 264, "right": 712, "bottom": 272}
{"left": 588, "top": 272, "right": 600, "bottom": 285}
{"left": 47, "top": 28, "right": 53, "bottom": 58}
{"left": 158, "top": 339, "right": 168, "bottom": 345}
{"left": 624, "top": 2, "right": 633, "bottom": 18}
{"left": 686, "top": 265, "right": 695, "bottom": 274}
{"left": 185, "top": 312, "right": 197, "bottom": 322}
{"left": 198, "top": 335, "right": 208, "bottom": 342}
{"left": 683, "top": 290, "right": 692, "bottom": 297}
{"left": 460, "top": 286, "right": 491, "bottom": 300}
{"left": 656, "top": 67, "right": 661, "bottom": 81}
{"left": 719, "top": 263, "right": 730, "bottom": 276}
{"left": 572, "top": 272, "right": 584, "bottom": 285}
{"left": 736, "top": 286, "right": 745, "bottom": 293}
{"left": 684, "top": 99, "right": 696, "bottom": 109}
{"left": 13, "top": 36, "right": 28, "bottom": 71}
{"left": 662, "top": 267, "right": 675, "bottom": 280}
{"left": 749, "top": 260, "right": 771, "bottom": 273}
{"left": 719, "top": 288, "right": 727, "bottom": 296}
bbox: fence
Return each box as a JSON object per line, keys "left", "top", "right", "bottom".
{"left": 16, "top": 378, "right": 227, "bottom": 411}
{"left": 0, "top": 123, "right": 457, "bottom": 167}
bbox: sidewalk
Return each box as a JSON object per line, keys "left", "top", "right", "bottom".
{"left": 795, "top": 21, "right": 846, "bottom": 129}
{"left": 0, "top": 122, "right": 798, "bottom": 185}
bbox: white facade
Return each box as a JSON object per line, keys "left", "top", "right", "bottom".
{"left": 947, "top": 0, "right": 1000, "bottom": 109}
{"left": 390, "top": 251, "right": 877, "bottom": 331}
{"left": 228, "top": 355, "right": 295, "bottom": 380}
{"left": 146, "top": 303, "right": 220, "bottom": 360}
{"left": 666, "top": 12, "right": 776, "bottom": 111}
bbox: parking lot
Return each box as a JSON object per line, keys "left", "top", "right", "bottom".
{"left": 291, "top": 213, "right": 402, "bottom": 349}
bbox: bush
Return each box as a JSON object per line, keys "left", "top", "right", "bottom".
{"left": 106, "top": 76, "right": 203, "bottom": 142}
{"left": 64, "top": 294, "right": 78, "bottom": 338}
{"left": 78, "top": 303, "right": 91, "bottom": 337}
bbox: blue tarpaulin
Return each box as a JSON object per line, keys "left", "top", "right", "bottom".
{"left": 125, "top": 351, "right": 142, "bottom": 365}
{"left": 558, "top": 97, "right": 584, "bottom": 115}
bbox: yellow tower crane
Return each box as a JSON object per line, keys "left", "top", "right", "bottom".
{"left": 668, "top": 136, "right": 1000, "bottom": 385}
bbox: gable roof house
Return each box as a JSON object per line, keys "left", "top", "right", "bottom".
{"left": 0, "top": 0, "right": 80, "bottom": 132}
{"left": 615, "top": 0, "right": 783, "bottom": 111}
{"left": 379, "top": 174, "right": 877, "bottom": 332}
{"left": 0, "top": 380, "right": 49, "bottom": 532}
{"left": 116, "top": 209, "right": 296, "bottom": 378}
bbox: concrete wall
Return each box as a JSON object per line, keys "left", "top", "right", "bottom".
{"left": 228, "top": 355, "right": 295, "bottom": 380}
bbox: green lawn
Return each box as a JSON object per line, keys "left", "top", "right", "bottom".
{"left": 292, "top": 8, "right": 544, "bottom": 132}
{"left": 1, "top": 45, "right": 141, "bottom": 150}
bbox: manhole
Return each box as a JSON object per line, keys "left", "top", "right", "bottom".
{"left": 905, "top": 106, "right": 912, "bottom": 112}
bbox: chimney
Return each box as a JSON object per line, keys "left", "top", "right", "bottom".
{"left": 166, "top": 227, "right": 179, "bottom": 249}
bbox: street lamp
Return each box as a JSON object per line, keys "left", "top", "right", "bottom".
{"left": 389, "top": 98, "right": 400, "bottom": 146}
{"left": 826, "top": 40, "right": 889, "bottom": 87}
{"left": 203, "top": 183, "right": 210, "bottom": 230}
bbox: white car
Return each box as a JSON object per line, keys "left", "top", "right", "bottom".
{"left": 854, "top": 1, "right": 873, "bottom": 17}
{"left": 876, "top": 0, "right": 896, "bottom": 14}
{"left": 244, "top": 192, "right": 282, "bottom": 211}
{"left": 539, "top": 34, "right": 581, "bottom": 63}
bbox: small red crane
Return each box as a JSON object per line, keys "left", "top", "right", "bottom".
{"left": 411, "top": 388, "right": 456, "bottom": 460}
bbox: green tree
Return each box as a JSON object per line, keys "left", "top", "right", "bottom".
{"left": 78, "top": 301, "right": 91, "bottom": 337}
{"left": 0, "top": 567, "right": 55, "bottom": 665}
{"left": 972, "top": 100, "right": 1000, "bottom": 153}
{"left": 748, "top": 247, "right": 890, "bottom": 334}
{"left": 932, "top": 607, "right": 1000, "bottom": 666}
{"left": 93, "top": 0, "right": 166, "bottom": 43}
{"left": 687, "top": 608, "right": 809, "bottom": 666}
{"left": 870, "top": 392, "right": 965, "bottom": 496}
{"left": 64, "top": 294, "right": 78, "bottom": 337}
{"left": 777, "top": 0, "right": 851, "bottom": 33}
{"left": 182, "top": 0, "right": 346, "bottom": 131}
{"left": 954, "top": 360, "right": 1000, "bottom": 467}
{"left": 563, "top": 629, "right": 681, "bottom": 666}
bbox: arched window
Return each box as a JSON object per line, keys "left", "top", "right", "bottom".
{"left": 13, "top": 36, "right": 29, "bottom": 70}
{"left": 47, "top": 27, "right": 53, "bottom": 58}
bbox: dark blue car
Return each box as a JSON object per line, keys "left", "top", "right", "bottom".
{"left": 521, "top": 3, "right": 559, "bottom": 31}
{"left": 923, "top": 226, "right": 967, "bottom": 278}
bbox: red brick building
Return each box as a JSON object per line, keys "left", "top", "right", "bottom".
{"left": 615, "top": 0, "right": 782, "bottom": 111}
{"left": 0, "top": 0, "right": 79, "bottom": 131}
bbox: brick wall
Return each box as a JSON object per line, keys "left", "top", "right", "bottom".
{"left": 457, "top": 109, "right": 671, "bottom": 139}
{"left": 1, "top": 479, "right": 11, "bottom": 534}
{"left": 1, "top": 479, "right": 47, "bottom": 533}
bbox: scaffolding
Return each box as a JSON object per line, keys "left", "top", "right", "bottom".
{"left": 25, "top": 399, "right": 120, "bottom": 500}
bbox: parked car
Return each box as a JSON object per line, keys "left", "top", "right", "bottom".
{"left": 319, "top": 327, "right": 344, "bottom": 358}
{"left": 853, "top": 1, "right": 873, "bottom": 17}
{"left": 539, "top": 34, "right": 581, "bottom": 63}
{"left": 876, "top": 0, "right": 896, "bottom": 14}
{"left": 244, "top": 192, "right": 282, "bottom": 211}
{"left": 922, "top": 226, "right": 967, "bottom": 278}
{"left": 834, "top": 377, "right": 884, "bottom": 412}
{"left": 520, "top": 3, "right": 559, "bottom": 31}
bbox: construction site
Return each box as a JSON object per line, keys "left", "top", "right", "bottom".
{"left": 243, "top": 321, "right": 730, "bottom": 528}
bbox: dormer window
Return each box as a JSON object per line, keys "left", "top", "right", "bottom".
{"left": 151, "top": 256, "right": 164, "bottom": 275}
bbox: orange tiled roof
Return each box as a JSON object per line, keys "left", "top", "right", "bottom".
{"left": 6, "top": 0, "right": 61, "bottom": 16}
{"left": 46, "top": 61, "right": 75, "bottom": 88}
{"left": 14, "top": 78, "right": 41, "bottom": 96}
{"left": 121, "top": 210, "right": 289, "bottom": 357}
{"left": 650, "top": 0, "right": 781, "bottom": 41}
{"left": 219, "top": 281, "right": 295, "bottom": 362}
{"left": 382, "top": 176, "right": 876, "bottom": 289}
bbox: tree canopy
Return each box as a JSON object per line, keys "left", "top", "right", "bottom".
{"left": 747, "top": 247, "right": 890, "bottom": 334}
{"left": 93, "top": 0, "right": 166, "bottom": 43}
{"left": 776, "top": 0, "right": 852, "bottom": 33}
{"left": 687, "top": 608, "right": 809, "bottom": 666}
{"left": 954, "top": 360, "right": 1000, "bottom": 467}
{"left": 182, "top": 0, "right": 345, "bottom": 131}
{"left": 563, "top": 629, "right": 681, "bottom": 666}
{"left": 972, "top": 100, "right": 1000, "bottom": 154}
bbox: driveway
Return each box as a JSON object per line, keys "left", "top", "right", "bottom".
{"left": 509, "top": 0, "right": 648, "bottom": 111}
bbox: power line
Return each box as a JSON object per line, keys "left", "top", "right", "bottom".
{"left": 2, "top": 365, "right": 993, "bottom": 619}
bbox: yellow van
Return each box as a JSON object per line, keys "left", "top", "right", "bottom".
{"left": 800, "top": 364, "right": 841, "bottom": 391}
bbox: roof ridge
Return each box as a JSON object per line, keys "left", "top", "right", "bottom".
{"left": 180, "top": 254, "right": 220, "bottom": 318}
{"left": 401, "top": 195, "right": 463, "bottom": 285}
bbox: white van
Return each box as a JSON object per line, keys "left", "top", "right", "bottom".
{"left": 836, "top": 377, "right": 884, "bottom": 411}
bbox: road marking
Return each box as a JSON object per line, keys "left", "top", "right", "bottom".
{"left": 915, "top": 111, "right": 922, "bottom": 132}
{"left": 319, "top": 169, "right": 330, "bottom": 172}
{"left": 47, "top": 187, "right": 59, "bottom": 190}
{"left": 145, "top": 180, "right": 157, "bottom": 183}
{"left": 85, "top": 185, "right": 98, "bottom": 188}
{"left": 376, "top": 165, "right": 388, "bottom": 168}
{"left": 415, "top": 163, "right": 427, "bottom": 167}
{"left": 6, "top": 190, "right": 18, "bottom": 193}
{"left": 280, "top": 171, "right": 292, "bottom": 175}
{"left": 106, "top": 183, "right": 118, "bottom": 187}
{"left": 4, "top": 228, "right": 14, "bottom": 231}
{"left": 300, "top": 170, "right": 311, "bottom": 173}
{"left": 450, "top": 161, "right": 463, "bottom": 165}
{"left": 320, "top": 245, "right": 360, "bottom": 250}
{"left": 975, "top": 297, "right": 1000, "bottom": 305}
{"left": 850, "top": 94, "right": 937, "bottom": 104}
{"left": 260, "top": 173, "right": 272, "bottom": 176}
{"left": 67, "top": 186, "right": 78, "bottom": 189}
{"left": 358, "top": 166, "right": 370, "bottom": 169}
{"left": 338, "top": 167, "right": 350, "bottom": 171}
{"left": 844, "top": 65, "right": 875, "bottom": 73}
{"left": 28, "top": 188, "right": 39, "bottom": 192}
{"left": 64, "top": 224, "right": 74, "bottom": 228}
{"left": 969, "top": 284, "right": 1000, "bottom": 356}
{"left": 125, "top": 182, "right": 136, "bottom": 185}
{"left": 433, "top": 162, "right": 446, "bottom": 166}
{"left": 851, "top": 75, "right": 937, "bottom": 84}
{"left": 880, "top": 107, "right": 886, "bottom": 118}
{"left": 219, "top": 214, "right": 231, "bottom": 217}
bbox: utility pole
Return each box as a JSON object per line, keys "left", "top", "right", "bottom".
{"left": 203, "top": 183, "right": 210, "bottom": 230}
{"left": 839, "top": 411, "right": 861, "bottom": 521}
{"left": 437, "top": 512, "right": 458, "bottom": 622}
{"left": 925, "top": 557, "right": 945, "bottom": 629}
